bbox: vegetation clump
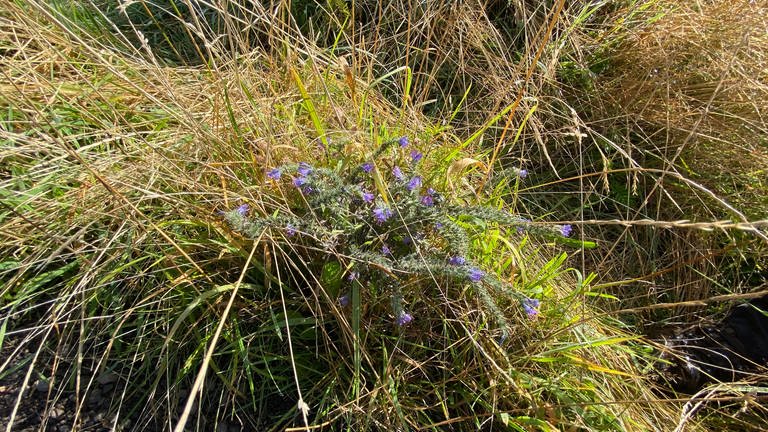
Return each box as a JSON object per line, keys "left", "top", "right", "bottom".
{"left": 222, "top": 136, "right": 569, "bottom": 343}
{"left": 1, "top": 0, "right": 767, "bottom": 431}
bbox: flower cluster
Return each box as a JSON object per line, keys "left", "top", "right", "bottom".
{"left": 221, "top": 135, "right": 572, "bottom": 338}
{"left": 522, "top": 298, "right": 540, "bottom": 318}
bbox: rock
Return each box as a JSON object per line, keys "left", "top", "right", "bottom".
{"left": 35, "top": 379, "right": 50, "bottom": 393}
{"left": 96, "top": 372, "right": 117, "bottom": 385}
{"left": 50, "top": 406, "right": 65, "bottom": 419}
{"left": 657, "top": 295, "right": 768, "bottom": 392}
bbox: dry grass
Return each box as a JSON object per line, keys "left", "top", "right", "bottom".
{"left": 1, "top": 0, "right": 767, "bottom": 431}
{"left": 542, "top": 1, "right": 768, "bottom": 318}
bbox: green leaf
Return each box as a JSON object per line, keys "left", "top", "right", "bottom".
{"left": 320, "top": 261, "right": 343, "bottom": 299}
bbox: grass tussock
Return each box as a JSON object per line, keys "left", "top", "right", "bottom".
{"left": 1, "top": 0, "right": 767, "bottom": 431}
{"left": 562, "top": 0, "right": 768, "bottom": 318}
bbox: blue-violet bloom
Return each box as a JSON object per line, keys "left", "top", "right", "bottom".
{"left": 517, "top": 168, "right": 528, "bottom": 179}
{"left": 398, "top": 136, "right": 409, "bottom": 148}
{"left": 516, "top": 218, "right": 531, "bottom": 234}
{"left": 406, "top": 176, "right": 422, "bottom": 191}
{"left": 286, "top": 224, "right": 297, "bottom": 236}
{"left": 266, "top": 168, "right": 282, "bottom": 180}
{"left": 468, "top": 268, "right": 485, "bottom": 282}
{"left": 420, "top": 194, "right": 434, "bottom": 207}
{"left": 297, "top": 162, "right": 312, "bottom": 177}
{"left": 361, "top": 162, "right": 374, "bottom": 173}
{"left": 410, "top": 149, "right": 423, "bottom": 163}
{"left": 362, "top": 191, "right": 375, "bottom": 203}
{"left": 347, "top": 271, "right": 359, "bottom": 281}
{"left": 373, "top": 206, "right": 393, "bottom": 223}
{"left": 338, "top": 295, "right": 350, "bottom": 307}
{"left": 381, "top": 244, "right": 391, "bottom": 255}
{"left": 522, "top": 298, "right": 541, "bottom": 318}
{"left": 396, "top": 312, "right": 413, "bottom": 326}
{"left": 448, "top": 256, "right": 466, "bottom": 266}
{"left": 236, "top": 204, "right": 249, "bottom": 216}
{"left": 293, "top": 176, "right": 307, "bottom": 187}
{"left": 559, "top": 224, "right": 573, "bottom": 237}
{"left": 392, "top": 166, "right": 404, "bottom": 181}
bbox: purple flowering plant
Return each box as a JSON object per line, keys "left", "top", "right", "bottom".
{"left": 236, "top": 204, "right": 249, "bottom": 216}
{"left": 392, "top": 166, "right": 405, "bottom": 181}
{"left": 267, "top": 168, "right": 282, "bottom": 180}
{"left": 292, "top": 176, "right": 307, "bottom": 188}
{"left": 410, "top": 149, "right": 423, "bottom": 163}
{"left": 373, "top": 206, "right": 393, "bottom": 223}
{"left": 221, "top": 135, "right": 580, "bottom": 335}
{"left": 297, "top": 162, "right": 312, "bottom": 177}
{"left": 406, "top": 176, "right": 422, "bottom": 192}
{"left": 396, "top": 312, "right": 413, "bottom": 326}
{"left": 522, "top": 298, "right": 541, "bottom": 318}
{"left": 468, "top": 267, "right": 485, "bottom": 282}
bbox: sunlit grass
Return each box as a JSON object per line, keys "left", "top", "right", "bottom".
{"left": 1, "top": 0, "right": 766, "bottom": 431}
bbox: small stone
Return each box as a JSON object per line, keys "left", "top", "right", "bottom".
{"left": 35, "top": 379, "right": 50, "bottom": 393}
{"left": 87, "top": 389, "right": 103, "bottom": 407}
{"left": 96, "top": 372, "right": 117, "bottom": 385}
{"left": 50, "top": 407, "right": 65, "bottom": 419}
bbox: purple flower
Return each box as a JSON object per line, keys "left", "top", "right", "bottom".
{"left": 293, "top": 176, "right": 307, "bottom": 188}
{"left": 338, "top": 295, "right": 350, "bottom": 307}
{"left": 302, "top": 185, "right": 314, "bottom": 194}
{"left": 516, "top": 218, "right": 531, "bottom": 234}
{"left": 410, "top": 149, "right": 423, "bottom": 163}
{"left": 266, "top": 168, "right": 282, "bottom": 180}
{"left": 434, "top": 222, "right": 443, "bottom": 229}
{"left": 381, "top": 244, "right": 391, "bottom": 255}
{"left": 236, "top": 204, "right": 249, "bottom": 216}
{"left": 396, "top": 312, "right": 413, "bottom": 326}
{"left": 286, "top": 224, "right": 297, "bottom": 236}
{"left": 420, "top": 187, "right": 436, "bottom": 206}
{"left": 448, "top": 256, "right": 466, "bottom": 266}
{"left": 517, "top": 168, "right": 528, "bottom": 179}
{"left": 522, "top": 298, "right": 540, "bottom": 318}
{"left": 392, "top": 166, "right": 404, "bottom": 181}
{"left": 361, "top": 162, "right": 374, "bottom": 173}
{"left": 347, "top": 271, "right": 359, "bottom": 281}
{"left": 297, "top": 162, "right": 312, "bottom": 177}
{"left": 468, "top": 267, "right": 485, "bottom": 282}
{"left": 373, "top": 206, "right": 393, "bottom": 223}
{"left": 398, "top": 136, "right": 409, "bottom": 148}
{"left": 406, "top": 176, "right": 422, "bottom": 191}
{"left": 559, "top": 224, "right": 573, "bottom": 237}
{"left": 362, "top": 191, "right": 375, "bottom": 203}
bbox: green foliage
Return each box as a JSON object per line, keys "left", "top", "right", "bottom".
{"left": 221, "top": 136, "right": 569, "bottom": 342}
{"left": 6, "top": 0, "right": 758, "bottom": 430}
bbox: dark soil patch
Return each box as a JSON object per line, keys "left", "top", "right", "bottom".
{"left": 0, "top": 337, "right": 124, "bottom": 432}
